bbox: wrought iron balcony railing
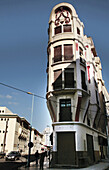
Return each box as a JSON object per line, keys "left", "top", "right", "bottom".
{"left": 64, "top": 80, "right": 76, "bottom": 89}
{"left": 59, "top": 112, "right": 72, "bottom": 122}
{"left": 53, "top": 55, "right": 74, "bottom": 63}
{"left": 53, "top": 80, "right": 76, "bottom": 90}
{"left": 53, "top": 82, "right": 62, "bottom": 90}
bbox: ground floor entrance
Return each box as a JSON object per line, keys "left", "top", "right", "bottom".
{"left": 57, "top": 132, "right": 76, "bottom": 165}
{"left": 86, "top": 134, "right": 95, "bottom": 163}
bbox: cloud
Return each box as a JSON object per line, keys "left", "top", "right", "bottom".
{"left": 8, "top": 102, "right": 18, "bottom": 105}
{"left": 12, "top": 92, "right": 18, "bottom": 95}
{"left": 0, "top": 94, "right": 13, "bottom": 99}
{"left": 6, "top": 95, "right": 12, "bottom": 99}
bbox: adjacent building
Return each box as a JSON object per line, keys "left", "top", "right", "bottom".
{"left": 42, "top": 126, "right": 52, "bottom": 147}
{"left": 46, "top": 3, "right": 109, "bottom": 168}
{"left": 0, "top": 107, "right": 43, "bottom": 155}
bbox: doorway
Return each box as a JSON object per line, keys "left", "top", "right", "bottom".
{"left": 86, "top": 134, "right": 95, "bottom": 163}
{"left": 57, "top": 132, "right": 76, "bottom": 165}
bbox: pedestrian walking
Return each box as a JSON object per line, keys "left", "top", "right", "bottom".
{"left": 40, "top": 151, "right": 47, "bottom": 170}
{"left": 35, "top": 150, "right": 39, "bottom": 166}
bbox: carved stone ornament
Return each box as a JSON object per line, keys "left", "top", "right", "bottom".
{"left": 55, "top": 7, "right": 70, "bottom": 26}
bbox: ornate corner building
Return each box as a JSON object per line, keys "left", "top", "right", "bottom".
{"left": 46, "top": 3, "right": 109, "bottom": 168}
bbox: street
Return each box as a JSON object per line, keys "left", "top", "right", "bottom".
{"left": 0, "top": 157, "right": 27, "bottom": 170}
{"left": 0, "top": 156, "right": 109, "bottom": 170}
{"left": 19, "top": 160, "right": 109, "bottom": 170}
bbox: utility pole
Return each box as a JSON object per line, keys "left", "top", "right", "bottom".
{"left": 27, "top": 92, "right": 34, "bottom": 167}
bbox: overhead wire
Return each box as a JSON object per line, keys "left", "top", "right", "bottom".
{"left": 0, "top": 82, "right": 107, "bottom": 115}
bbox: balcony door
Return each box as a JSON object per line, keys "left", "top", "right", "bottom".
{"left": 59, "top": 99, "right": 72, "bottom": 121}
{"left": 54, "top": 45, "right": 62, "bottom": 62}
{"left": 64, "top": 68, "right": 74, "bottom": 88}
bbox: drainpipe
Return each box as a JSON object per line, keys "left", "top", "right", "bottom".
{"left": 3, "top": 119, "right": 8, "bottom": 153}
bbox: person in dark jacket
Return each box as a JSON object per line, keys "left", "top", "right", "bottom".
{"left": 40, "top": 151, "right": 47, "bottom": 170}
{"left": 35, "top": 150, "right": 39, "bottom": 166}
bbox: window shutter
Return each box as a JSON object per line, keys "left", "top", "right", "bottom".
{"left": 64, "top": 44, "right": 73, "bottom": 60}
{"left": 55, "top": 26, "right": 62, "bottom": 34}
{"left": 54, "top": 46, "right": 62, "bottom": 62}
{"left": 53, "top": 69, "right": 62, "bottom": 90}
{"left": 64, "top": 68, "right": 74, "bottom": 88}
{"left": 54, "top": 69, "right": 62, "bottom": 81}
{"left": 63, "top": 25, "right": 71, "bottom": 32}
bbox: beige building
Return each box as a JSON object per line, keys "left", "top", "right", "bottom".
{"left": 0, "top": 107, "right": 43, "bottom": 155}
{"left": 46, "top": 2, "right": 109, "bottom": 168}
{"left": 42, "top": 126, "right": 52, "bottom": 147}
{"left": 31, "top": 128, "right": 43, "bottom": 154}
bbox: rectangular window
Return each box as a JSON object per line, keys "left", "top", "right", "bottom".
{"left": 81, "top": 70, "right": 87, "bottom": 91}
{"left": 55, "top": 26, "right": 62, "bottom": 34}
{"left": 54, "top": 45, "right": 62, "bottom": 62}
{"left": 64, "top": 44, "right": 73, "bottom": 60}
{"left": 53, "top": 69, "right": 62, "bottom": 90}
{"left": 77, "top": 27, "right": 80, "bottom": 35}
{"left": 63, "top": 25, "right": 71, "bottom": 32}
{"left": 59, "top": 99, "right": 72, "bottom": 121}
{"left": 79, "top": 47, "right": 83, "bottom": 56}
{"left": 64, "top": 68, "right": 75, "bottom": 88}
{"left": 95, "top": 90, "right": 99, "bottom": 105}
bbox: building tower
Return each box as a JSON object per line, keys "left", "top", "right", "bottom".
{"left": 46, "top": 3, "right": 108, "bottom": 168}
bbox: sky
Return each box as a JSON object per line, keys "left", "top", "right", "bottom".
{"left": 0, "top": 0, "right": 109, "bottom": 133}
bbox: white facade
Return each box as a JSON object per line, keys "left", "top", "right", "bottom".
{"left": 31, "top": 128, "right": 43, "bottom": 154}
{"left": 42, "top": 126, "right": 52, "bottom": 147}
{"left": 46, "top": 3, "right": 109, "bottom": 167}
{"left": 0, "top": 107, "right": 43, "bottom": 155}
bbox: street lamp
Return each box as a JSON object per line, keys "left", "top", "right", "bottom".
{"left": 27, "top": 92, "right": 34, "bottom": 167}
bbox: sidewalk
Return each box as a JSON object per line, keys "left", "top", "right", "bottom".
{"left": 19, "top": 159, "right": 109, "bottom": 170}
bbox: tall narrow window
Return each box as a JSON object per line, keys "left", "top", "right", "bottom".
{"left": 95, "top": 90, "right": 99, "bottom": 105}
{"left": 53, "top": 69, "right": 62, "bottom": 90}
{"left": 55, "top": 26, "right": 62, "bottom": 35}
{"left": 63, "top": 25, "right": 71, "bottom": 32}
{"left": 79, "top": 47, "right": 83, "bottom": 56}
{"left": 64, "top": 68, "right": 75, "bottom": 88}
{"left": 81, "top": 70, "right": 87, "bottom": 91}
{"left": 59, "top": 99, "right": 72, "bottom": 121}
{"left": 77, "top": 27, "right": 80, "bottom": 35}
{"left": 64, "top": 44, "right": 73, "bottom": 60}
{"left": 54, "top": 45, "right": 62, "bottom": 62}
